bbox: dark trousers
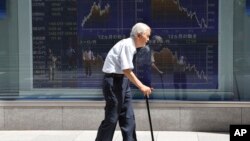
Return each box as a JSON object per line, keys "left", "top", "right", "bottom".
{"left": 95, "top": 74, "right": 137, "bottom": 141}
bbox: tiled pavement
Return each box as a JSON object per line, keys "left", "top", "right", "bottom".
{"left": 0, "top": 130, "right": 229, "bottom": 141}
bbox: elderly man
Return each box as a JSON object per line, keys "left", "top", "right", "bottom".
{"left": 95, "top": 23, "right": 153, "bottom": 141}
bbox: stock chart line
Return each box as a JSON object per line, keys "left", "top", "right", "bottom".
{"left": 152, "top": 0, "right": 212, "bottom": 29}
{"left": 154, "top": 48, "right": 209, "bottom": 81}
{"left": 185, "top": 64, "right": 208, "bottom": 81}
{"left": 172, "top": 0, "right": 209, "bottom": 28}
{"left": 81, "top": 2, "right": 110, "bottom": 28}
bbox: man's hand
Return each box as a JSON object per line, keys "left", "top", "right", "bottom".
{"left": 140, "top": 85, "right": 153, "bottom": 96}
{"left": 123, "top": 69, "right": 153, "bottom": 96}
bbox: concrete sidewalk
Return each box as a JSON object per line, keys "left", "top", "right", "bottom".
{"left": 0, "top": 130, "right": 229, "bottom": 141}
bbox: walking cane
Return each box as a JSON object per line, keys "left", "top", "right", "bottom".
{"left": 145, "top": 95, "right": 154, "bottom": 141}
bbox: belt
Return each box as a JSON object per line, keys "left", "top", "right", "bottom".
{"left": 104, "top": 73, "right": 124, "bottom": 78}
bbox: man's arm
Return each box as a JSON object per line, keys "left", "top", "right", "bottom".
{"left": 123, "top": 69, "right": 152, "bottom": 96}
{"left": 152, "top": 63, "right": 163, "bottom": 74}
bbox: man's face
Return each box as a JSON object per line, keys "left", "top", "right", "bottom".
{"left": 138, "top": 29, "right": 151, "bottom": 47}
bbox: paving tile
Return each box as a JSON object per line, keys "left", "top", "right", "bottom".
{"left": 112, "top": 131, "right": 122, "bottom": 141}
{"left": 0, "top": 131, "right": 40, "bottom": 141}
{"left": 75, "top": 131, "right": 97, "bottom": 141}
{"left": 157, "top": 131, "right": 198, "bottom": 141}
{"left": 0, "top": 131, "right": 230, "bottom": 141}
{"left": 137, "top": 131, "right": 158, "bottom": 141}
{"left": 197, "top": 132, "right": 229, "bottom": 141}
{"left": 31, "top": 131, "right": 81, "bottom": 141}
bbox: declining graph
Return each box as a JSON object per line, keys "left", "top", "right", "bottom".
{"left": 185, "top": 64, "right": 208, "bottom": 80}
{"left": 172, "top": 0, "right": 208, "bottom": 28}
{"left": 151, "top": 0, "right": 214, "bottom": 29}
{"left": 153, "top": 48, "right": 209, "bottom": 81}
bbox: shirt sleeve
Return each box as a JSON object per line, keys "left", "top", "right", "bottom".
{"left": 120, "top": 45, "right": 134, "bottom": 70}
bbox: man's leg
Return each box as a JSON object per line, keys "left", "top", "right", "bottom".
{"left": 95, "top": 76, "right": 123, "bottom": 141}
{"left": 119, "top": 78, "right": 137, "bottom": 141}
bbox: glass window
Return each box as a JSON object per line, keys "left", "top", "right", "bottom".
{"left": 0, "top": 0, "right": 249, "bottom": 101}
{"left": 233, "top": 0, "right": 250, "bottom": 101}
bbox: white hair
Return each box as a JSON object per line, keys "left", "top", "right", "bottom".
{"left": 130, "top": 22, "right": 151, "bottom": 38}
